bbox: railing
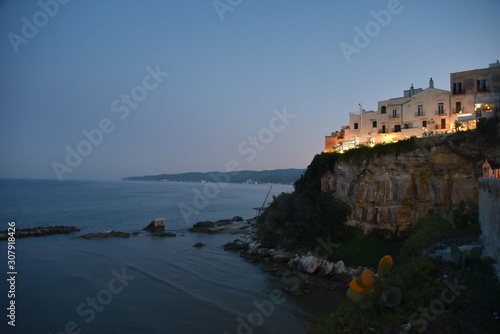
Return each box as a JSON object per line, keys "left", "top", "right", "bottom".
{"left": 452, "top": 89, "right": 465, "bottom": 95}
{"left": 452, "top": 108, "right": 463, "bottom": 114}
{"left": 415, "top": 111, "right": 425, "bottom": 117}
{"left": 389, "top": 113, "right": 400, "bottom": 119}
{"left": 435, "top": 110, "right": 446, "bottom": 115}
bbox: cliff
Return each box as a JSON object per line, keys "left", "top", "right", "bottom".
{"left": 319, "top": 120, "right": 500, "bottom": 232}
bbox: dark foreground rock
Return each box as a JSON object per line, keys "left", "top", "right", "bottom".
{"left": 80, "top": 230, "right": 131, "bottom": 239}
{"left": 0, "top": 226, "right": 80, "bottom": 240}
{"left": 189, "top": 216, "right": 246, "bottom": 234}
{"left": 223, "top": 240, "right": 249, "bottom": 251}
{"left": 193, "top": 242, "right": 205, "bottom": 247}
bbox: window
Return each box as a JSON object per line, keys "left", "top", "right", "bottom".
{"left": 453, "top": 82, "right": 463, "bottom": 94}
{"left": 372, "top": 121, "right": 377, "bottom": 128}
{"left": 438, "top": 103, "right": 444, "bottom": 115}
{"left": 394, "top": 125, "right": 401, "bottom": 132}
{"left": 455, "top": 102, "right": 462, "bottom": 113}
{"left": 354, "top": 123, "right": 359, "bottom": 130}
{"left": 477, "top": 79, "right": 487, "bottom": 92}
{"left": 422, "top": 120, "right": 427, "bottom": 128}
{"left": 417, "top": 105, "right": 424, "bottom": 116}
{"left": 381, "top": 106, "right": 387, "bottom": 114}
{"left": 392, "top": 109, "right": 398, "bottom": 118}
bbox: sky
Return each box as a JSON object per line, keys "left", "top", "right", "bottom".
{"left": 1, "top": 0, "right": 499, "bottom": 181}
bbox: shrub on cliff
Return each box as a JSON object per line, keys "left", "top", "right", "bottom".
{"left": 257, "top": 153, "right": 350, "bottom": 250}
{"left": 257, "top": 190, "right": 351, "bottom": 250}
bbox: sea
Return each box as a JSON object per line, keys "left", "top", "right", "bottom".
{"left": 0, "top": 179, "right": 339, "bottom": 334}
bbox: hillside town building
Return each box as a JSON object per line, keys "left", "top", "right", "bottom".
{"left": 325, "top": 62, "right": 500, "bottom": 152}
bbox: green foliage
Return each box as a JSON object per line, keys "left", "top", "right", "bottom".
{"left": 335, "top": 137, "right": 423, "bottom": 165}
{"left": 399, "top": 216, "right": 452, "bottom": 260}
{"left": 256, "top": 190, "right": 351, "bottom": 249}
{"left": 329, "top": 234, "right": 401, "bottom": 267}
{"left": 294, "top": 152, "right": 340, "bottom": 194}
{"left": 450, "top": 244, "right": 483, "bottom": 271}
{"left": 309, "top": 212, "right": 500, "bottom": 334}
{"left": 347, "top": 255, "right": 402, "bottom": 308}
{"left": 257, "top": 152, "right": 351, "bottom": 250}
{"left": 474, "top": 116, "right": 499, "bottom": 145}
{"left": 440, "top": 199, "right": 479, "bottom": 227}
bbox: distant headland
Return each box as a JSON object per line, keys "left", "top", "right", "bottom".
{"left": 122, "top": 168, "right": 305, "bottom": 185}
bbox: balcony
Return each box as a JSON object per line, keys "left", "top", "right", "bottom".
{"left": 452, "top": 108, "right": 463, "bottom": 114}
{"left": 389, "top": 113, "right": 400, "bottom": 119}
{"left": 435, "top": 110, "right": 446, "bottom": 116}
{"left": 415, "top": 111, "right": 425, "bottom": 117}
{"left": 452, "top": 89, "right": 465, "bottom": 95}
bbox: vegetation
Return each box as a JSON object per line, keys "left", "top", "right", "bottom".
{"left": 255, "top": 117, "right": 500, "bottom": 332}
{"left": 309, "top": 215, "right": 500, "bottom": 334}
{"left": 329, "top": 232, "right": 401, "bottom": 268}
{"left": 347, "top": 255, "right": 402, "bottom": 308}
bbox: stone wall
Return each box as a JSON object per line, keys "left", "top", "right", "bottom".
{"left": 479, "top": 178, "right": 500, "bottom": 272}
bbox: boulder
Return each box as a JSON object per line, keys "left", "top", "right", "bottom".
{"left": 193, "top": 242, "right": 205, "bottom": 247}
{"left": 223, "top": 240, "right": 248, "bottom": 251}
{"left": 298, "top": 255, "right": 323, "bottom": 274}
{"left": 270, "top": 250, "right": 295, "bottom": 263}
{"left": 189, "top": 221, "right": 220, "bottom": 233}
{"left": 334, "top": 260, "right": 346, "bottom": 274}
{"left": 144, "top": 218, "right": 166, "bottom": 231}
{"left": 240, "top": 251, "right": 261, "bottom": 263}
{"left": 317, "top": 261, "right": 335, "bottom": 277}
{"left": 257, "top": 248, "right": 270, "bottom": 257}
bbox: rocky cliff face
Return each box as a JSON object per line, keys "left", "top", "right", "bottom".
{"left": 321, "top": 142, "right": 498, "bottom": 232}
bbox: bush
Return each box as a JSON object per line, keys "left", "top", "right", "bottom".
{"left": 257, "top": 190, "right": 351, "bottom": 250}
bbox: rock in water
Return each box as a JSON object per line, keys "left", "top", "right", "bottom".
{"left": 223, "top": 240, "right": 248, "bottom": 251}
{"left": 193, "top": 242, "right": 205, "bottom": 247}
{"left": 152, "top": 232, "right": 176, "bottom": 237}
{"left": 144, "top": 218, "right": 166, "bottom": 231}
{"left": 0, "top": 226, "right": 80, "bottom": 240}
{"left": 80, "top": 230, "right": 130, "bottom": 239}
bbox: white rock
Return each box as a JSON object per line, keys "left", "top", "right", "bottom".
{"left": 334, "top": 260, "right": 346, "bottom": 274}
{"left": 317, "top": 261, "right": 335, "bottom": 277}
{"left": 298, "top": 255, "right": 323, "bottom": 274}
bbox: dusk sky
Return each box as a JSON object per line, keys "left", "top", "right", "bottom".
{"left": 1, "top": 0, "right": 499, "bottom": 181}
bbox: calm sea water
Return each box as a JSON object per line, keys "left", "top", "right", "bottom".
{"left": 0, "top": 179, "right": 331, "bottom": 334}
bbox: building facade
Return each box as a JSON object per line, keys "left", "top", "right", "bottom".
{"left": 450, "top": 60, "right": 500, "bottom": 130}
{"left": 325, "top": 62, "right": 500, "bottom": 153}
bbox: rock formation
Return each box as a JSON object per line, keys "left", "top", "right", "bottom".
{"left": 321, "top": 137, "right": 499, "bottom": 232}
{"left": 0, "top": 226, "right": 79, "bottom": 240}
{"left": 80, "top": 230, "right": 131, "bottom": 239}
{"left": 144, "top": 218, "right": 166, "bottom": 231}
